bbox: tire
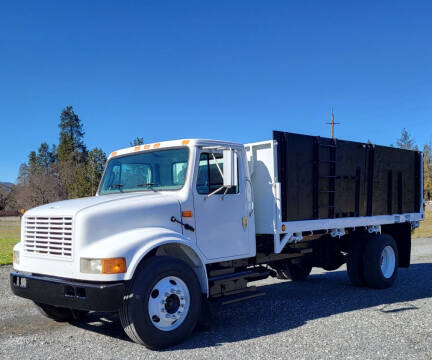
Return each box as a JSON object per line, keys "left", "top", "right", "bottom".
{"left": 34, "top": 302, "right": 88, "bottom": 322}
{"left": 363, "top": 234, "right": 399, "bottom": 289}
{"left": 120, "top": 256, "right": 202, "bottom": 349}
{"left": 276, "top": 261, "right": 312, "bottom": 281}
{"left": 346, "top": 233, "right": 368, "bottom": 286}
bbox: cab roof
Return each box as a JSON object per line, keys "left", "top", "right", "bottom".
{"left": 108, "top": 138, "right": 245, "bottom": 159}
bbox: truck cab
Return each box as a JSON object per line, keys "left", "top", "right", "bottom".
{"left": 11, "top": 139, "right": 259, "bottom": 348}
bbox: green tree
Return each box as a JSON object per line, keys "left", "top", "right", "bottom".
{"left": 396, "top": 128, "right": 417, "bottom": 150}
{"left": 57, "top": 106, "right": 89, "bottom": 198}
{"left": 87, "top": 147, "right": 107, "bottom": 195}
{"left": 14, "top": 105, "right": 109, "bottom": 207}
{"left": 424, "top": 143, "right": 432, "bottom": 200}
{"left": 130, "top": 137, "right": 144, "bottom": 146}
{"left": 36, "top": 142, "right": 56, "bottom": 172}
{"left": 57, "top": 106, "right": 87, "bottom": 163}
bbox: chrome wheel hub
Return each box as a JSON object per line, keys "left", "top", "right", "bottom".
{"left": 148, "top": 276, "right": 190, "bottom": 331}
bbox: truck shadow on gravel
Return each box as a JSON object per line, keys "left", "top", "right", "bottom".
{"left": 72, "top": 263, "right": 432, "bottom": 349}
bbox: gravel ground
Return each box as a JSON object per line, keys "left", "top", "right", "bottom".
{"left": 1, "top": 238, "right": 432, "bottom": 360}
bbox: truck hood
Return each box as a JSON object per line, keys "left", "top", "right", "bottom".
{"left": 25, "top": 192, "right": 173, "bottom": 217}
{"left": 18, "top": 191, "right": 184, "bottom": 279}
{"left": 24, "top": 191, "right": 184, "bottom": 251}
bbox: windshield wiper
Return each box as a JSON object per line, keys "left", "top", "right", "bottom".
{"left": 111, "top": 184, "right": 124, "bottom": 189}
{"left": 137, "top": 182, "right": 157, "bottom": 192}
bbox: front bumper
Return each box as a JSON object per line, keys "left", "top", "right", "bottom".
{"left": 10, "top": 271, "right": 125, "bottom": 312}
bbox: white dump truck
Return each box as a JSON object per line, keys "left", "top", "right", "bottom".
{"left": 11, "top": 131, "right": 424, "bottom": 349}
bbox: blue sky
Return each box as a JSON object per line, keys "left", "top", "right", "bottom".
{"left": 1, "top": 1, "right": 431, "bottom": 183}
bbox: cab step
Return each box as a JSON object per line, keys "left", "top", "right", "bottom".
{"left": 208, "top": 269, "right": 270, "bottom": 283}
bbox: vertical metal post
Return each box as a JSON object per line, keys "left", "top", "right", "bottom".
{"left": 325, "top": 108, "right": 340, "bottom": 139}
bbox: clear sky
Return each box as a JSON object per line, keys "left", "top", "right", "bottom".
{"left": 1, "top": 1, "right": 431, "bottom": 183}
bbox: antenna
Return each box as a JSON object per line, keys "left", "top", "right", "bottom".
{"left": 325, "top": 108, "right": 340, "bottom": 139}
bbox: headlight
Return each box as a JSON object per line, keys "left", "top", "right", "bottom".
{"left": 80, "top": 258, "right": 126, "bottom": 274}
{"left": 13, "top": 250, "right": 20, "bottom": 266}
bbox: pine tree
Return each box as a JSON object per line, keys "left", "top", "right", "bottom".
{"left": 87, "top": 148, "right": 107, "bottom": 195}
{"left": 57, "top": 106, "right": 89, "bottom": 198}
{"left": 14, "top": 106, "right": 109, "bottom": 208}
{"left": 396, "top": 128, "right": 417, "bottom": 150}
{"left": 423, "top": 143, "right": 432, "bottom": 201}
{"left": 58, "top": 106, "right": 87, "bottom": 163}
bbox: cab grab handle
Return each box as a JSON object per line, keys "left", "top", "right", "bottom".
{"left": 170, "top": 216, "right": 195, "bottom": 232}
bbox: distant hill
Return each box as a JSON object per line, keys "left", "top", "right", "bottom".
{"left": 0, "top": 182, "right": 14, "bottom": 192}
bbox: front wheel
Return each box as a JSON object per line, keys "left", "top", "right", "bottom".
{"left": 120, "top": 256, "right": 202, "bottom": 349}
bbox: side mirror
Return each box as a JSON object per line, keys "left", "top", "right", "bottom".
{"left": 223, "top": 148, "right": 238, "bottom": 188}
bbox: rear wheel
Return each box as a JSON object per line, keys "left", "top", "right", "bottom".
{"left": 363, "top": 234, "right": 399, "bottom": 289}
{"left": 34, "top": 302, "right": 87, "bottom": 322}
{"left": 120, "top": 256, "right": 202, "bottom": 349}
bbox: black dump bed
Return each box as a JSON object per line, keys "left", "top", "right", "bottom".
{"left": 273, "top": 131, "right": 422, "bottom": 222}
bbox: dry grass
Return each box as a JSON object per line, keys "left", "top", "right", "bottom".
{"left": 412, "top": 209, "right": 432, "bottom": 239}
{"left": 0, "top": 217, "right": 21, "bottom": 265}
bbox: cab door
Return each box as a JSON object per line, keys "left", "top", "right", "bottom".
{"left": 193, "top": 150, "right": 250, "bottom": 260}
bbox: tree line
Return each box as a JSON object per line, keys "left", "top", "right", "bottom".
{"left": 0, "top": 115, "right": 431, "bottom": 213}
{"left": 2, "top": 106, "right": 107, "bottom": 212}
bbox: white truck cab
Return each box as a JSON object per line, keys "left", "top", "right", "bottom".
{"left": 11, "top": 133, "right": 424, "bottom": 349}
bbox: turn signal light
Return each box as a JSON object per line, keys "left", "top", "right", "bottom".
{"left": 102, "top": 258, "right": 127, "bottom": 274}
{"left": 182, "top": 211, "right": 193, "bottom": 217}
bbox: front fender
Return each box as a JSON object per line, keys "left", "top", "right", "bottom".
{"left": 80, "top": 227, "right": 208, "bottom": 292}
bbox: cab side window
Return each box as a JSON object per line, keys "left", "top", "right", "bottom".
{"left": 196, "top": 152, "right": 238, "bottom": 195}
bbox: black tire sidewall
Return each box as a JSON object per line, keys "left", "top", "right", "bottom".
{"left": 346, "top": 232, "right": 369, "bottom": 286}
{"left": 126, "top": 256, "right": 202, "bottom": 349}
{"left": 363, "top": 234, "right": 399, "bottom": 289}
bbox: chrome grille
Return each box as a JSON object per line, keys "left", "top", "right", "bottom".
{"left": 24, "top": 216, "right": 73, "bottom": 259}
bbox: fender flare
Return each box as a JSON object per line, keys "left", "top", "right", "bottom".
{"left": 128, "top": 228, "right": 209, "bottom": 295}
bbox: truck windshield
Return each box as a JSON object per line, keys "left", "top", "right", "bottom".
{"left": 99, "top": 148, "right": 189, "bottom": 195}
